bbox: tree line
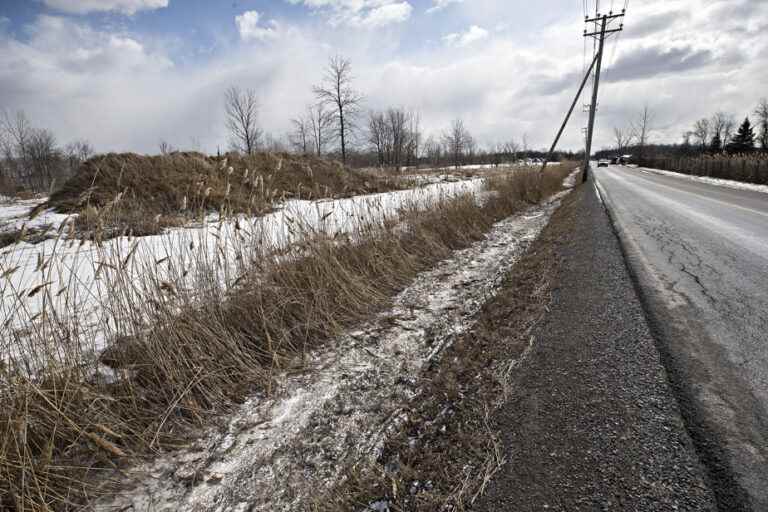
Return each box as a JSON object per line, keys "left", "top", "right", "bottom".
{"left": 683, "top": 99, "right": 768, "bottom": 154}
{"left": 224, "top": 55, "right": 567, "bottom": 170}
{"left": 602, "top": 100, "right": 768, "bottom": 161}
{"left": 0, "top": 110, "right": 92, "bottom": 195}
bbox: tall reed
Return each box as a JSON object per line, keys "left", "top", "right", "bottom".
{"left": 0, "top": 164, "right": 574, "bottom": 511}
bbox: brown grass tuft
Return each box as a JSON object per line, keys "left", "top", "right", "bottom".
{"left": 40, "top": 152, "right": 408, "bottom": 238}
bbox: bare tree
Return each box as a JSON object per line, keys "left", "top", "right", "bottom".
{"left": 225, "top": 86, "right": 262, "bottom": 155}
{"left": 710, "top": 112, "right": 735, "bottom": 150}
{"left": 423, "top": 135, "right": 442, "bottom": 167}
{"left": 692, "top": 118, "right": 710, "bottom": 151}
{"left": 681, "top": 131, "right": 694, "bottom": 154}
{"left": 65, "top": 140, "right": 93, "bottom": 167}
{"left": 755, "top": 98, "right": 768, "bottom": 149}
{"left": 307, "top": 103, "right": 334, "bottom": 156}
{"left": 404, "top": 111, "right": 421, "bottom": 167}
{"left": 442, "top": 119, "right": 471, "bottom": 168}
{"left": 289, "top": 115, "right": 311, "bottom": 155}
{"left": 367, "top": 110, "right": 387, "bottom": 166}
{"left": 1, "top": 109, "right": 32, "bottom": 155}
{"left": 503, "top": 139, "right": 520, "bottom": 163}
{"left": 1, "top": 110, "right": 67, "bottom": 192}
{"left": 366, "top": 107, "right": 420, "bottom": 169}
{"left": 158, "top": 140, "right": 175, "bottom": 155}
{"left": 464, "top": 134, "right": 477, "bottom": 165}
{"left": 313, "top": 56, "right": 363, "bottom": 165}
{"left": 613, "top": 126, "right": 634, "bottom": 155}
{"left": 631, "top": 106, "right": 654, "bottom": 158}
{"left": 723, "top": 117, "right": 736, "bottom": 148}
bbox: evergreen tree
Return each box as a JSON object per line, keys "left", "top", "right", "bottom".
{"left": 730, "top": 117, "right": 755, "bottom": 153}
{"left": 710, "top": 132, "right": 722, "bottom": 153}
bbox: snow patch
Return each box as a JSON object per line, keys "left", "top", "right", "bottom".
{"left": 639, "top": 166, "right": 768, "bottom": 195}
{"left": 0, "top": 196, "right": 73, "bottom": 237}
{"left": 2, "top": 179, "right": 485, "bottom": 370}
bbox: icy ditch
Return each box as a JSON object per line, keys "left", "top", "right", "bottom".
{"left": 1, "top": 179, "right": 484, "bottom": 367}
{"left": 639, "top": 166, "right": 768, "bottom": 195}
{"left": 94, "top": 187, "right": 573, "bottom": 512}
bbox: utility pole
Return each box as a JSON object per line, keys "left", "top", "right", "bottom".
{"left": 582, "top": 10, "right": 625, "bottom": 182}
{"left": 539, "top": 8, "right": 624, "bottom": 178}
{"left": 540, "top": 52, "right": 599, "bottom": 173}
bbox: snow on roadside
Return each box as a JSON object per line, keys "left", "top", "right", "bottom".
{"left": 94, "top": 188, "right": 572, "bottom": 512}
{"left": 1, "top": 179, "right": 485, "bottom": 368}
{"left": 638, "top": 166, "right": 768, "bottom": 195}
{"left": 0, "top": 196, "right": 72, "bottom": 236}
{"left": 401, "top": 162, "right": 560, "bottom": 174}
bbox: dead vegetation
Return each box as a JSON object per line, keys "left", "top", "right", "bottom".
{"left": 637, "top": 154, "right": 768, "bottom": 185}
{"left": 0, "top": 164, "right": 575, "bottom": 511}
{"left": 39, "top": 152, "right": 409, "bottom": 238}
{"left": 315, "top": 177, "right": 582, "bottom": 511}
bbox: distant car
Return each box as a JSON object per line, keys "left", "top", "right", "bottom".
{"left": 597, "top": 159, "right": 610, "bottom": 167}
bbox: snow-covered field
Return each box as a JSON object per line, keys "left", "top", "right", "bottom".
{"left": 0, "top": 195, "right": 72, "bottom": 237}
{"left": 637, "top": 166, "right": 768, "bottom": 195}
{"left": 1, "top": 179, "right": 485, "bottom": 369}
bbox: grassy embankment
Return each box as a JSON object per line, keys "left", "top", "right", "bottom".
{"left": 1, "top": 157, "right": 575, "bottom": 511}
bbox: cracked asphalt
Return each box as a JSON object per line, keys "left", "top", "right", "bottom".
{"left": 594, "top": 165, "right": 768, "bottom": 510}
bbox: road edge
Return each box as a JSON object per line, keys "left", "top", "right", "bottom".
{"left": 592, "top": 175, "right": 754, "bottom": 511}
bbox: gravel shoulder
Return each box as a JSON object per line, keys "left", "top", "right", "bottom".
{"left": 475, "top": 182, "right": 717, "bottom": 511}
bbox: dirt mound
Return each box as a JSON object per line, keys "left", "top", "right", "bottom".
{"left": 47, "top": 152, "right": 392, "bottom": 216}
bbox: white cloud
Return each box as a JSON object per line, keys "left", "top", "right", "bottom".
{"left": 426, "top": 0, "right": 463, "bottom": 14}
{"left": 354, "top": 2, "right": 412, "bottom": 27}
{"left": 286, "top": 0, "right": 413, "bottom": 28}
{"left": 2, "top": 0, "right": 767, "bottom": 155}
{"left": 442, "top": 25, "right": 489, "bottom": 47}
{"left": 235, "top": 11, "right": 280, "bottom": 42}
{"left": 42, "top": 0, "right": 169, "bottom": 15}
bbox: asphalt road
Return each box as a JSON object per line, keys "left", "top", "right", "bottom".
{"left": 594, "top": 165, "right": 768, "bottom": 510}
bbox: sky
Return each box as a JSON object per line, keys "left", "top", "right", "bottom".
{"left": 0, "top": 0, "right": 766, "bottom": 155}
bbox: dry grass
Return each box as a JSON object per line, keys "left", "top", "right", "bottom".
{"left": 39, "top": 152, "right": 410, "bottom": 238}
{"left": 0, "top": 164, "right": 575, "bottom": 511}
{"left": 638, "top": 154, "right": 768, "bottom": 184}
{"left": 313, "top": 178, "right": 582, "bottom": 511}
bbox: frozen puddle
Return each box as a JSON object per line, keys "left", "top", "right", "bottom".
{"left": 96, "top": 191, "right": 570, "bottom": 512}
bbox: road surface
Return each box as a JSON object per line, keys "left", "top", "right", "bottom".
{"left": 594, "top": 165, "right": 768, "bottom": 510}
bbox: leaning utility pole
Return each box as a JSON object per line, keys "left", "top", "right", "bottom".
{"left": 539, "top": 8, "right": 625, "bottom": 179}
{"left": 540, "top": 52, "right": 599, "bottom": 174}
{"left": 582, "top": 10, "right": 625, "bottom": 182}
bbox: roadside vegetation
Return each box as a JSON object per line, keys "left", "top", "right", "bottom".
{"left": 315, "top": 175, "right": 582, "bottom": 511}
{"left": 0, "top": 162, "right": 574, "bottom": 511}
{"left": 634, "top": 153, "right": 768, "bottom": 186}
{"left": 601, "top": 99, "right": 768, "bottom": 185}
